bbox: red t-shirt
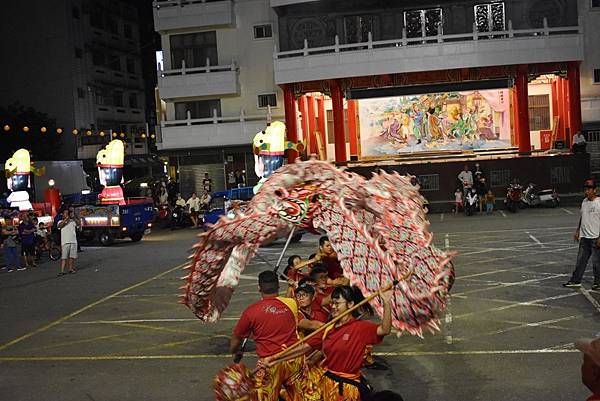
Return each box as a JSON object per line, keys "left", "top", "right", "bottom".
{"left": 321, "top": 255, "right": 343, "bottom": 279}
{"left": 316, "top": 319, "right": 382, "bottom": 375}
{"left": 287, "top": 268, "right": 308, "bottom": 282}
{"left": 587, "top": 395, "right": 600, "bottom": 401}
{"left": 299, "top": 307, "right": 329, "bottom": 323}
{"left": 233, "top": 296, "right": 299, "bottom": 358}
{"left": 313, "top": 287, "right": 333, "bottom": 314}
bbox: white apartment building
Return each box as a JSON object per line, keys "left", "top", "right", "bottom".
{"left": 154, "top": 0, "right": 600, "bottom": 195}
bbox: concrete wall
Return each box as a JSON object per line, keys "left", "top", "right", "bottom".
{"left": 580, "top": 0, "right": 600, "bottom": 126}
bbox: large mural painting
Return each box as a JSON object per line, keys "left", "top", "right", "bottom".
{"left": 358, "top": 89, "right": 512, "bottom": 156}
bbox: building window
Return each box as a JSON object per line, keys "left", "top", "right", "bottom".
{"left": 593, "top": 0, "right": 600, "bottom": 8}
{"left": 170, "top": 31, "right": 218, "bottom": 69}
{"left": 326, "top": 110, "right": 350, "bottom": 144}
{"left": 175, "top": 100, "right": 221, "bottom": 120}
{"left": 343, "top": 15, "right": 374, "bottom": 44}
{"left": 113, "top": 91, "right": 124, "bottom": 107}
{"left": 126, "top": 58, "right": 135, "bottom": 74}
{"left": 129, "top": 93, "right": 138, "bottom": 109}
{"left": 109, "top": 55, "right": 121, "bottom": 71}
{"left": 107, "top": 18, "right": 119, "bottom": 35}
{"left": 418, "top": 174, "right": 440, "bottom": 192}
{"left": 77, "top": 88, "right": 86, "bottom": 99}
{"left": 404, "top": 8, "right": 443, "bottom": 38}
{"left": 124, "top": 24, "right": 132, "bottom": 39}
{"left": 92, "top": 51, "right": 105, "bottom": 66}
{"left": 74, "top": 47, "right": 83, "bottom": 59}
{"left": 257, "top": 94, "right": 277, "bottom": 108}
{"left": 594, "top": 69, "right": 600, "bottom": 84}
{"left": 72, "top": 6, "right": 80, "bottom": 19}
{"left": 90, "top": 13, "right": 104, "bottom": 29}
{"left": 253, "top": 24, "right": 273, "bottom": 39}
{"left": 95, "top": 88, "right": 107, "bottom": 105}
{"left": 528, "top": 94, "right": 551, "bottom": 131}
{"left": 474, "top": 2, "right": 505, "bottom": 32}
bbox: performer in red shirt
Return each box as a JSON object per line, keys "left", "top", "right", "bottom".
{"left": 229, "top": 271, "right": 303, "bottom": 401}
{"left": 296, "top": 280, "right": 329, "bottom": 336}
{"left": 316, "top": 285, "right": 392, "bottom": 401}
{"left": 318, "top": 236, "right": 344, "bottom": 280}
{"left": 577, "top": 336, "right": 600, "bottom": 401}
{"left": 310, "top": 264, "right": 335, "bottom": 313}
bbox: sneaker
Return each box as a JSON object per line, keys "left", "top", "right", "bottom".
{"left": 365, "top": 361, "right": 389, "bottom": 371}
{"left": 16, "top": 267, "right": 26, "bottom": 271}
{"left": 563, "top": 281, "right": 582, "bottom": 288}
{"left": 7, "top": 269, "right": 13, "bottom": 272}
{"left": 592, "top": 284, "right": 600, "bottom": 291}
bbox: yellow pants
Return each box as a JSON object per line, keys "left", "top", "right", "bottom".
{"left": 321, "top": 372, "right": 363, "bottom": 401}
{"left": 254, "top": 356, "right": 304, "bottom": 401}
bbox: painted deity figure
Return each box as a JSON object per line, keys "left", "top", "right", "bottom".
{"left": 4, "top": 149, "right": 44, "bottom": 211}
{"left": 97, "top": 140, "right": 125, "bottom": 205}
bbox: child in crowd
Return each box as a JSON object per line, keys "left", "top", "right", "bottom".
{"left": 454, "top": 188, "right": 463, "bottom": 214}
{"left": 484, "top": 190, "right": 496, "bottom": 214}
{"left": 36, "top": 222, "right": 49, "bottom": 250}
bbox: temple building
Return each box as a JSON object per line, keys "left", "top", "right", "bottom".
{"left": 153, "top": 0, "right": 600, "bottom": 197}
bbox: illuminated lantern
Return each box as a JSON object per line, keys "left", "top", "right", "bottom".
{"left": 141, "top": 133, "right": 146, "bottom": 139}
{"left": 150, "top": 134, "right": 155, "bottom": 139}
{"left": 99, "top": 131, "right": 105, "bottom": 137}
{"left": 4, "top": 149, "right": 45, "bottom": 211}
{"left": 41, "top": 127, "right": 47, "bottom": 133}
{"left": 120, "top": 132, "right": 125, "bottom": 138}
{"left": 22, "top": 126, "right": 29, "bottom": 132}
{"left": 96, "top": 140, "right": 125, "bottom": 205}
{"left": 72, "top": 129, "right": 78, "bottom": 135}
{"left": 56, "top": 128, "right": 63, "bottom": 134}
{"left": 86, "top": 130, "right": 92, "bottom": 136}
{"left": 112, "top": 132, "right": 118, "bottom": 138}
{"left": 3, "top": 125, "right": 10, "bottom": 131}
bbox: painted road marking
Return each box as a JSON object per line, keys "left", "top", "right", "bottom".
{"left": 440, "top": 213, "right": 444, "bottom": 222}
{"left": 580, "top": 287, "right": 600, "bottom": 313}
{"left": 562, "top": 208, "right": 574, "bottom": 215}
{"left": 526, "top": 232, "right": 545, "bottom": 248}
{"left": 0, "top": 263, "right": 187, "bottom": 352}
{"left": 500, "top": 211, "right": 507, "bottom": 217}
{"left": 0, "top": 348, "right": 579, "bottom": 362}
{"left": 444, "top": 234, "right": 450, "bottom": 250}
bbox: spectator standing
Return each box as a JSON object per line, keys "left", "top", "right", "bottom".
{"left": 573, "top": 131, "right": 587, "bottom": 154}
{"left": 203, "top": 172, "right": 212, "bottom": 193}
{"left": 227, "top": 171, "right": 236, "bottom": 189}
{"left": 200, "top": 190, "right": 212, "bottom": 210}
{"left": 186, "top": 192, "right": 201, "bottom": 228}
{"left": 175, "top": 193, "right": 186, "bottom": 208}
{"left": 19, "top": 214, "right": 37, "bottom": 268}
{"left": 474, "top": 176, "right": 488, "bottom": 213}
{"left": 575, "top": 336, "right": 600, "bottom": 400}
{"left": 69, "top": 206, "right": 83, "bottom": 253}
{"left": 2, "top": 223, "right": 22, "bottom": 271}
{"left": 454, "top": 188, "right": 463, "bottom": 214}
{"left": 57, "top": 209, "right": 79, "bottom": 275}
{"left": 564, "top": 180, "right": 600, "bottom": 289}
{"left": 458, "top": 164, "right": 473, "bottom": 197}
{"left": 484, "top": 190, "right": 496, "bottom": 214}
{"left": 235, "top": 170, "right": 246, "bottom": 188}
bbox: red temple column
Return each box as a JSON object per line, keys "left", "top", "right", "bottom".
{"left": 298, "top": 95, "right": 308, "bottom": 145}
{"left": 567, "top": 61, "right": 582, "bottom": 145}
{"left": 551, "top": 78, "right": 558, "bottom": 139}
{"left": 512, "top": 87, "right": 520, "bottom": 147}
{"left": 306, "top": 95, "right": 317, "bottom": 155}
{"left": 347, "top": 99, "right": 359, "bottom": 159}
{"left": 329, "top": 80, "right": 347, "bottom": 163}
{"left": 516, "top": 65, "right": 531, "bottom": 154}
{"left": 557, "top": 77, "right": 566, "bottom": 141}
{"left": 282, "top": 84, "right": 298, "bottom": 162}
{"left": 316, "top": 96, "right": 327, "bottom": 159}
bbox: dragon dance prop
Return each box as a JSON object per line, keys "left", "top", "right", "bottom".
{"left": 182, "top": 159, "right": 454, "bottom": 335}
{"left": 96, "top": 139, "right": 125, "bottom": 205}
{"left": 4, "top": 149, "right": 45, "bottom": 211}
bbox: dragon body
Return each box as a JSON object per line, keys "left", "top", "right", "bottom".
{"left": 182, "top": 160, "right": 454, "bottom": 337}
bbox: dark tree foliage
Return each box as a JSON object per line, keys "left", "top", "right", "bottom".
{"left": 0, "top": 103, "right": 63, "bottom": 161}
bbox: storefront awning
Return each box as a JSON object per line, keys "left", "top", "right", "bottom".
{"left": 346, "top": 78, "right": 513, "bottom": 100}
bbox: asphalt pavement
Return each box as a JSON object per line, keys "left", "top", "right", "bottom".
{"left": 0, "top": 206, "right": 599, "bottom": 401}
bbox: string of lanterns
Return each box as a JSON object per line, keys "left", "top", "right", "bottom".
{"left": 2, "top": 124, "right": 156, "bottom": 139}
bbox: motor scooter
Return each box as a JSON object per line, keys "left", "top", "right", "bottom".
{"left": 504, "top": 183, "right": 523, "bottom": 213}
{"left": 464, "top": 188, "right": 479, "bottom": 216}
{"left": 170, "top": 205, "right": 193, "bottom": 229}
{"left": 521, "top": 183, "right": 560, "bottom": 208}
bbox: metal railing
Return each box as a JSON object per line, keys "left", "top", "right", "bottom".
{"left": 161, "top": 109, "right": 283, "bottom": 128}
{"left": 153, "top": 0, "right": 226, "bottom": 8}
{"left": 274, "top": 17, "right": 582, "bottom": 59}
{"left": 157, "top": 59, "right": 237, "bottom": 78}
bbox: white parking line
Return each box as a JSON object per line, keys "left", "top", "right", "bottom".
{"left": 440, "top": 213, "right": 444, "bottom": 222}
{"left": 580, "top": 287, "right": 600, "bottom": 313}
{"left": 500, "top": 211, "right": 507, "bottom": 217}
{"left": 526, "top": 232, "right": 545, "bottom": 248}
{"left": 562, "top": 208, "right": 574, "bottom": 215}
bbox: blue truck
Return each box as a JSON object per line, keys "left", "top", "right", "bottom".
{"left": 65, "top": 195, "right": 154, "bottom": 246}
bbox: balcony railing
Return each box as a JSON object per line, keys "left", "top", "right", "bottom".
{"left": 273, "top": 18, "right": 584, "bottom": 84}
{"left": 158, "top": 110, "right": 282, "bottom": 150}
{"left": 153, "top": 0, "right": 233, "bottom": 32}
{"left": 157, "top": 60, "right": 239, "bottom": 98}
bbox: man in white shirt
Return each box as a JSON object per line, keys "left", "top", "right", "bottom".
{"left": 564, "top": 179, "right": 600, "bottom": 290}
{"left": 57, "top": 209, "right": 79, "bottom": 276}
{"left": 186, "top": 192, "right": 201, "bottom": 228}
{"left": 573, "top": 131, "right": 587, "bottom": 154}
{"left": 458, "top": 164, "right": 473, "bottom": 195}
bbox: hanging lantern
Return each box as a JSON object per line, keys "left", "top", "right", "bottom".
{"left": 119, "top": 132, "right": 125, "bottom": 138}
{"left": 150, "top": 134, "right": 155, "bottom": 139}
{"left": 99, "top": 131, "right": 105, "bottom": 137}
{"left": 112, "top": 132, "right": 118, "bottom": 138}
{"left": 72, "top": 129, "right": 78, "bottom": 135}
{"left": 86, "top": 130, "right": 92, "bottom": 136}
{"left": 23, "top": 126, "right": 30, "bottom": 132}
{"left": 41, "top": 127, "right": 47, "bottom": 133}
{"left": 3, "top": 125, "right": 10, "bottom": 131}
{"left": 141, "top": 133, "right": 146, "bottom": 139}
{"left": 56, "top": 128, "right": 63, "bottom": 134}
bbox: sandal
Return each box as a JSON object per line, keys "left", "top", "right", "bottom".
{"left": 68, "top": 270, "right": 76, "bottom": 274}
{"left": 58, "top": 272, "right": 66, "bottom": 276}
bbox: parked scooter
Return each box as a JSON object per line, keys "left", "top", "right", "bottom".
{"left": 170, "top": 205, "right": 193, "bottom": 229}
{"left": 521, "top": 183, "right": 560, "bottom": 208}
{"left": 464, "top": 188, "right": 479, "bottom": 216}
{"left": 504, "top": 183, "right": 523, "bottom": 213}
